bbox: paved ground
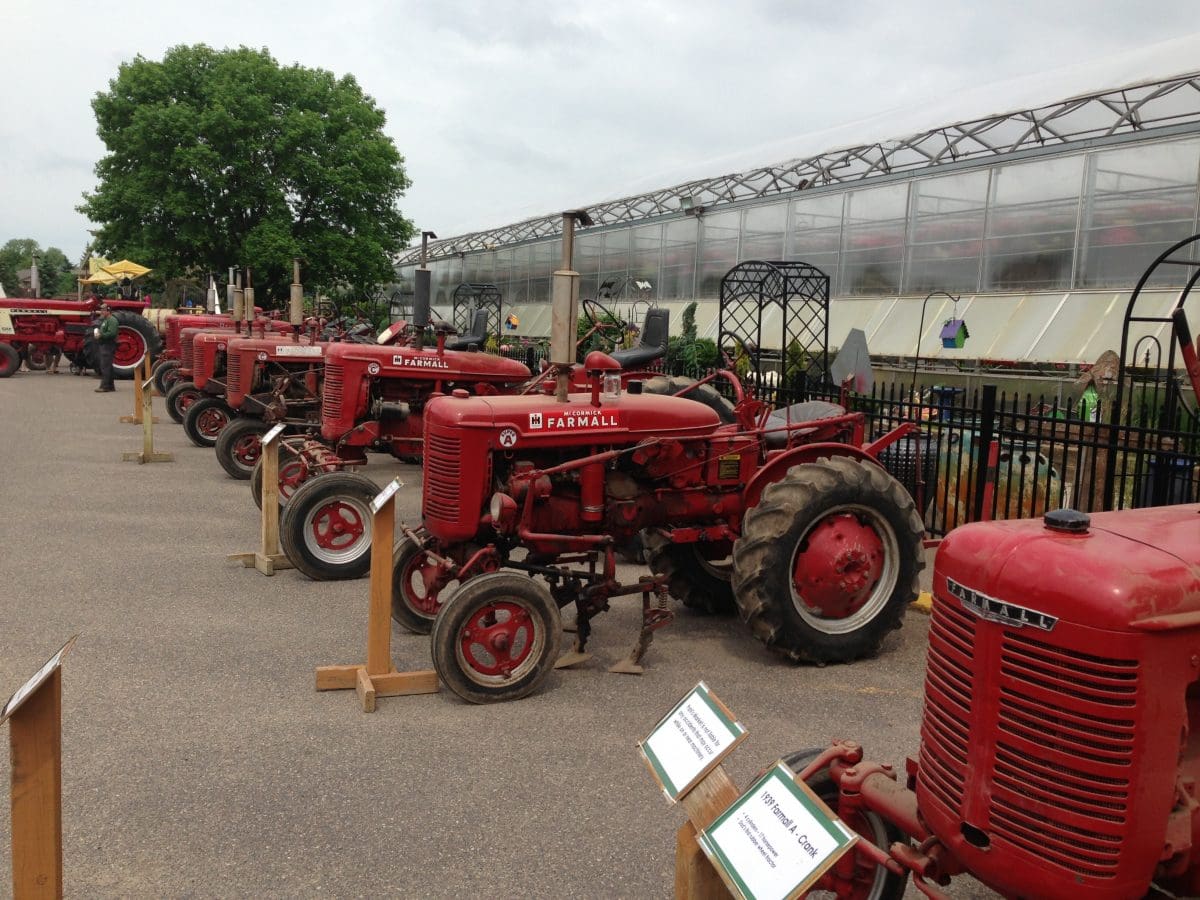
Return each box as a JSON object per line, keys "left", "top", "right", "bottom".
{"left": 0, "top": 371, "right": 996, "bottom": 898}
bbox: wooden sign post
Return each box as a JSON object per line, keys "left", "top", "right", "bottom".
{"left": 122, "top": 377, "right": 173, "bottom": 464}
{"left": 315, "top": 478, "right": 439, "bottom": 712}
{"left": 119, "top": 357, "right": 159, "bottom": 424}
{"left": 228, "top": 424, "right": 292, "bottom": 576}
{"left": 3, "top": 635, "right": 78, "bottom": 900}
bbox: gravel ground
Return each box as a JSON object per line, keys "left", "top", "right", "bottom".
{"left": 0, "top": 371, "right": 996, "bottom": 898}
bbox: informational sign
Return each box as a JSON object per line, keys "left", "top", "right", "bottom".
{"left": 0, "top": 635, "right": 79, "bottom": 725}
{"left": 369, "top": 477, "right": 405, "bottom": 514}
{"left": 639, "top": 682, "right": 747, "bottom": 802}
{"left": 698, "top": 761, "right": 858, "bottom": 900}
{"left": 262, "top": 423, "right": 287, "bottom": 445}
{"left": 275, "top": 345, "right": 323, "bottom": 357}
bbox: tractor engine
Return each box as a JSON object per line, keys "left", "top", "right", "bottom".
{"left": 420, "top": 389, "right": 741, "bottom": 546}
{"left": 923, "top": 504, "right": 1200, "bottom": 899}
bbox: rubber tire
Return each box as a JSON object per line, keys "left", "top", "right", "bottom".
{"left": 782, "top": 749, "right": 909, "bottom": 900}
{"left": 165, "top": 380, "right": 202, "bottom": 424}
{"left": 430, "top": 572, "right": 562, "bottom": 704}
{"left": 642, "top": 375, "right": 736, "bottom": 424}
{"left": 644, "top": 532, "right": 735, "bottom": 614}
{"left": 249, "top": 441, "right": 310, "bottom": 510}
{"left": 391, "top": 533, "right": 459, "bottom": 634}
{"left": 0, "top": 343, "right": 20, "bottom": 378}
{"left": 153, "top": 359, "right": 181, "bottom": 396}
{"left": 183, "top": 396, "right": 233, "bottom": 448}
{"left": 23, "top": 346, "right": 51, "bottom": 371}
{"left": 732, "top": 456, "right": 923, "bottom": 664}
{"left": 84, "top": 312, "right": 161, "bottom": 379}
{"left": 215, "top": 417, "right": 269, "bottom": 480}
{"left": 280, "top": 472, "right": 380, "bottom": 581}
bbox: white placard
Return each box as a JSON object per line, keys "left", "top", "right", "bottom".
{"left": 698, "top": 762, "right": 858, "bottom": 900}
{"left": 369, "top": 477, "right": 405, "bottom": 514}
{"left": 262, "top": 423, "right": 287, "bottom": 445}
{"left": 274, "top": 344, "right": 323, "bottom": 357}
{"left": 639, "top": 682, "right": 746, "bottom": 801}
{"left": 0, "top": 635, "right": 79, "bottom": 725}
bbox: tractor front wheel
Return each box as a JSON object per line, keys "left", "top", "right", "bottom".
{"left": 24, "top": 345, "right": 52, "bottom": 370}
{"left": 152, "top": 359, "right": 181, "bottom": 396}
{"left": 644, "top": 533, "right": 735, "bottom": 614}
{"left": 732, "top": 456, "right": 923, "bottom": 664}
{"left": 280, "top": 472, "right": 379, "bottom": 580}
{"left": 0, "top": 343, "right": 20, "bottom": 378}
{"left": 216, "top": 417, "right": 269, "bottom": 479}
{"left": 250, "top": 442, "right": 315, "bottom": 510}
{"left": 782, "top": 749, "right": 908, "bottom": 900}
{"left": 391, "top": 532, "right": 469, "bottom": 634}
{"left": 183, "top": 396, "right": 233, "bottom": 448}
{"left": 165, "top": 381, "right": 202, "bottom": 423}
{"left": 430, "top": 572, "right": 561, "bottom": 704}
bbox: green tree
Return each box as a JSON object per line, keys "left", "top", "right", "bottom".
{"left": 0, "top": 240, "right": 77, "bottom": 297}
{"left": 80, "top": 44, "right": 414, "bottom": 303}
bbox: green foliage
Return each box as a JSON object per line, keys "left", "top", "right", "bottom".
{"left": 0, "top": 239, "right": 78, "bottom": 296}
{"left": 668, "top": 301, "right": 719, "bottom": 373}
{"left": 80, "top": 44, "right": 414, "bottom": 304}
{"left": 576, "top": 309, "right": 622, "bottom": 362}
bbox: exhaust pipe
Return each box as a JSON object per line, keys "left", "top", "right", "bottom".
{"left": 233, "top": 268, "right": 245, "bottom": 333}
{"left": 411, "top": 230, "right": 436, "bottom": 348}
{"left": 243, "top": 267, "right": 254, "bottom": 332}
{"left": 551, "top": 210, "right": 593, "bottom": 401}
{"left": 226, "top": 267, "right": 236, "bottom": 319}
{"left": 290, "top": 258, "right": 303, "bottom": 342}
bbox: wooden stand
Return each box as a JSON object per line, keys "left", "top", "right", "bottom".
{"left": 228, "top": 427, "right": 292, "bottom": 575}
{"left": 122, "top": 378, "right": 173, "bottom": 464}
{"left": 120, "top": 357, "right": 159, "bottom": 424}
{"left": 315, "top": 487, "right": 439, "bottom": 712}
{"left": 673, "top": 766, "right": 739, "bottom": 899}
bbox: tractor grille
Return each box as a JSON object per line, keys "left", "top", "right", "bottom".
{"left": 227, "top": 351, "right": 244, "bottom": 395}
{"left": 166, "top": 317, "right": 182, "bottom": 351}
{"left": 180, "top": 337, "right": 194, "bottom": 371}
{"left": 990, "top": 632, "right": 1135, "bottom": 879}
{"left": 423, "top": 431, "right": 462, "bottom": 524}
{"left": 322, "top": 362, "right": 344, "bottom": 421}
{"left": 919, "top": 598, "right": 975, "bottom": 816}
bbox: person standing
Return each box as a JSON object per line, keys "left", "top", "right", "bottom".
{"left": 95, "top": 304, "right": 118, "bottom": 392}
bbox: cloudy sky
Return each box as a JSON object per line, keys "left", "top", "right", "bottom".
{"left": 2, "top": 0, "right": 1199, "bottom": 261}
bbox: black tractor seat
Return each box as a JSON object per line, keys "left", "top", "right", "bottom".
{"left": 610, "top": 307, "right": 669, "bottom": 369}
{"left": 762, "top": 400, "right": 846, "bottom": 449}
{"left": 445, "top": 308, "right": 489, "bottom": 351}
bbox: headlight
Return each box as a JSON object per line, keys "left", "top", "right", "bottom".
{"left": 489, "top": 492, "right": 518, "bottom": 531}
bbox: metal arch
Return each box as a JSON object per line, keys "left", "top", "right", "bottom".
{"left": 718, "top": 260, "right": 831, "bottom": 397}
{"left": 450, "top": 282, "right": 503, "bottom": 343}
{"left": 395, "top": 72, "right": 1200, "bottom": 267}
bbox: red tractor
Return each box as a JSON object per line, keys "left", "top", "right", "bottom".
{"left": 0, "top": 295, "right": 159, "bottom": 378}
{"left": 152, "top": 311, "right": 240, "bottom": 395}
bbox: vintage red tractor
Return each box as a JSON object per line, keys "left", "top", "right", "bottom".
{"left": 152, "top": 311, "right": 240, "bottom": 395}
{"left": 0, "top": 295, "right": 159, "bottom": 378}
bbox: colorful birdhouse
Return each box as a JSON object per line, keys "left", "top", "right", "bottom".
{"left": 940, "top": 318, "right": 969, "bottom": 349}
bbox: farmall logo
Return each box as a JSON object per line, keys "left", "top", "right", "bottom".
{"left": 393, "top": 355, "right": 449, "bottom": 369}
{"left": 946, "top": 578, "right": 1058, "bottom": 631}
{"left": 528, "top": 408, "right": 619, "bottom": 430}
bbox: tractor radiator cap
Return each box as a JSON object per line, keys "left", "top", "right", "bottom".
{"left": 451, "top": 388, "right": 470, "bottom": 399}
{"left": 1044, "top": 508, "right": 1090, "bottom": 533}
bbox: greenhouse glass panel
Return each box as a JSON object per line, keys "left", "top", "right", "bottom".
{"left": 575, "top": 233, "right": 603, "bottom": 278}
{"left": 510, "top": 245, "right": 530, "bottom": 302}
{"left": 842, "top": 183, "right": 908, "bottom": 294}
{"left": 788, "top": 193, "right": 843, "bottom": 291}
{"left": 697, "top": 210, "right": 741, "bottom": 298}
{"left": 630, "top": 224, "right": 662, "bottom": 295}
{"left": 530, "top": 241, "right": 554, "bottom": 302}
{"left": 905, "top": 169, "right": 989, "bottom": 293}
{"left": 742, "top": 202, "right": 787, "bottom": 261}
{"left": 984, "top": 155, "right": 1084, "bottom": 290}
{"left": 661, "top": 218, "right": 698, "bottom": 299}
{"left": 1080, "top": 138, "right": 1200, "bottom": 288}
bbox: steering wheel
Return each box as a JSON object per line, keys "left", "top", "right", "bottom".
{"left": 579, "top": 297, "right": 628, "bottom": 353}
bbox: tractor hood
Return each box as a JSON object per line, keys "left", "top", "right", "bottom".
{"left": 425, "top": 390, "right": 724, "bottom": 444}
{"left": 324, "top": 341, "right": 530, "bottom": 382}
{"left": 935, "top": 504, "right": 1200, "bottom": 632}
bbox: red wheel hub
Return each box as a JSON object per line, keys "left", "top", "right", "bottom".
{"left": 278, "top": 459, "right": 309, "bottom": 500}
{"left": 401, "top": 553, "right": 448, "bottom": 616}
{"left": 197, "top": 407, "right": 229, "bottom": 437}
{"left": 310, "top": 501, "right": 366, "bottom": 550}
{"left": 458, "top": 601, "right": 534, "bottom": 679}
{"left": 793, "top": 513, "right": 884, "bottom": 619}
{"left": 233, "top": 434, "right": 263, "bottom": 466}
{"left": 114, "top": 327, "right": 147, "bottom": 367}
{"left": 177, "top": 392, "right": 200, "bottom": 413}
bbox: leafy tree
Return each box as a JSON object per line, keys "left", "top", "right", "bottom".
{"left": 0, "top": 239, "right": 78, "bottom": 296}
{"left": 80, "top": 44, "right": 414, "bottom": 304}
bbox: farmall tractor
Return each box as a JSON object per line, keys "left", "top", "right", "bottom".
{"left": 0, "top": 294, "right": 159, "bottom": 378}
{"left": 284, "top": 212, "right": 925, "bottom": 703}
{"left": 760, "top": 234, "right": 1200, "bottom": 899}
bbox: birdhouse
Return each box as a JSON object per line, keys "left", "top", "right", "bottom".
{"left": 940, "top": 318, "right": 969, "bottom": 349}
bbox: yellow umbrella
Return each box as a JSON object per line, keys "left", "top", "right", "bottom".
{"left": 79, "top": 271, "right": 118, "bottom": 285}
{"left": 101, "top": 259, "right": 152, "bottom": 280}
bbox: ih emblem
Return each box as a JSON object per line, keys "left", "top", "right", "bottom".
{"left": 498, "top": 428, "right": 518, "bottom": 448}
{"left": 529, "top": 412, "right": 543, "bottom": 429}
{"left": 946, "top": 578, "right": 1058, "bottom": 631}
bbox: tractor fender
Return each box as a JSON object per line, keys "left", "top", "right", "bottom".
{"left": 743, "top": 442, "right": 883, "bottom": 510}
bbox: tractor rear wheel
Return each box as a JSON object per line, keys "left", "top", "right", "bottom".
{"left": 732, "top": 456, "right": 923, "bottom": 664}
{"left": 250, "top": 442, "right": 313, "bottom": 510}
{"left": 644, "top": 533, "right": 735, "bottom": 614}
{"left": 782, "top": 749, "right": 908, "bottom": 900}
{"left": 642, "top": 375, "right": 736, "bottom": 423}
{"left": 280, "top": 472, "right": 379, "bottom": 580}
{"left": 165, "top": 381, "right": 202, "bottom": 423}
{"left": 0, "top": 343, "right": 20, "bottom": 378}
{"left": 215, "top": 417, "right": 269, "bottom": 479}
{"left": 152, "top": 359, "right": 181, "bottom": 396}
{"left": 430, "top": 572, "right": 561, "bottom": 704}
{"left": 83, "top": 312, "right": 161, "bottom": 379}
{"left": 183, "top": 397, "right": 233, "bottom": 448}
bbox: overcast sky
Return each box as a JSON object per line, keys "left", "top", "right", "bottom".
{"left": 3, "top": 0, "right": 1199, "bottom": 261}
